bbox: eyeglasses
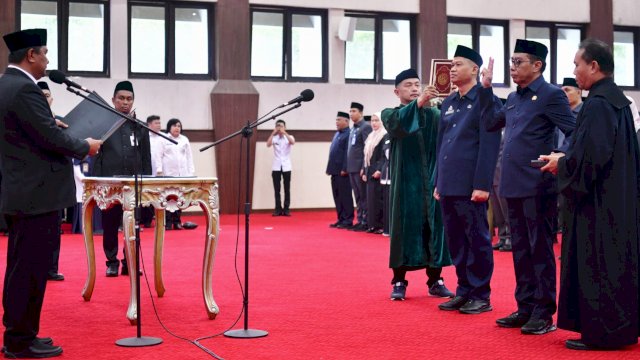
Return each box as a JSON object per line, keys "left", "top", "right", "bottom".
{"left": 510, "top": 57, "right": 532, "bottom": 68}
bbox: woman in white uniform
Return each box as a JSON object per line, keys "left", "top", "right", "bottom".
{"left": 161, "top": 118, "right": 195, "bottom": 229}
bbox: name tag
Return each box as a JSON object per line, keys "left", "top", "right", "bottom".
{"left": 507, "top": 105, "right": 515, "bottom": 110}
{"left": 130, "top": 134, "right": 137, "bottom": 147}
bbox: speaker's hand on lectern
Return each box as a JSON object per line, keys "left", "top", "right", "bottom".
{"left": 85, "top": 138, "right": 103, "bottom": 156}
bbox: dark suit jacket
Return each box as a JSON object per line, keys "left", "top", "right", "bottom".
{"left": 346, "top": 120, "right": 372, "bottom": 173}
{"left": 479, "top": 76, "right": 576, "bottom": 197}
{"left": 435, "top": 84, "right": 502, "bottom": 195}
{"left": 0, "top": 67, "right": 89, "bottom": 216}
{"left": 326, "top": 128, "right": 350, "bottom": 175}
{"left": 91, "top": 118, "right": 152, "bottom": 177}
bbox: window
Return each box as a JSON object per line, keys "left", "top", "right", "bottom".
{"left": 344, "top": 13, "right": 415, "bottom": 83}
{"left": 19, "top": 0, "right": 109, "bottom": 75}
{"left": 614, "top": 27, "right": 638, "bottom": 88}
{"left": 448, "top": 18, "right": 508, "bottom": 85}
{"left": 129, "top": 1, "right": 214, "bottom": 79}
{"left": 250, "top": 7, "right": 327, "bottom": 82}
{"left": 525, "top": 22, "right": 584, "bottom": 84}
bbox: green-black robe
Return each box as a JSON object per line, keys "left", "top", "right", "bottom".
{"left": 382, "top": 100, "right": 452, "bottom": 269}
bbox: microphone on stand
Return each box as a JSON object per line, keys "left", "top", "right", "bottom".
{"left": 48, "top": 70, "right": 92, "bottom": 93}
{"left": 279, "top": 89, "right": 314, "bottom": 108}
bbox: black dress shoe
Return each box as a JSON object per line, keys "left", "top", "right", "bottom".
{"left": 173, "top": 223, "right": 183, "bottom": 230}
{"left": 329, "top": 222, "right": 340, "bottom": 228}
{"left": 438, "top": 296, "right": 468, "bottom": 311}
{"left": 106, "top": 264, "right": 119, "bottom": 277}
{"left": 47, "top": 273, "right": 65, "bottom": 281}
{"left": 499, "top": 243, "right": 512, "bottom": 252}
{"left": 521, "top": 318, "right": 556, "bottom": 335}
{"left": 282, "top": 209, "right": 291, "bottom": 216}
{"left": 565, "top": 339, "right": 598, "bottom": 351}
{"left": 496, "top": 311, "right": 530, "bottom": 328}
{"left": 3, "top": 340, "right": 62, "bottom": 359}
{"left": 1, "top": 338, "right": 52, "bottom": 354}
{"left": 336, "top": 223, "right": 353, "bottom": 229}
{"left": 492, "top": 240, "right": 505, "bottom": 250}
{"left": 459, "top": 299, "right": 492, "bottom": 314}
{"left": 272, "top": 209, "right": 282, "bottom": 216}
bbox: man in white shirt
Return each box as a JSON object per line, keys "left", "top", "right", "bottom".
{"left": 141, "top": 115, "right": 163, "bottom": 227}
{"left": 267, "top": 119, "right": 295, "bottom": 216}
{"left": 146, "top": 115, "right": 164, "bottom": 176}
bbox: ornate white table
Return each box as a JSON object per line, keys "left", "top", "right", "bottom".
{"left": 80, "top": 177, "right": 220, "bottom": 324}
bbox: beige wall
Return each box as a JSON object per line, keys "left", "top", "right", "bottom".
{"left": 43, "top": 0, "right": 640, "bottom": 210}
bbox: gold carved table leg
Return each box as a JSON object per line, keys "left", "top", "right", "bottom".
{"left": 122, "top": 209, "right": 138, "bottom": 325}
{"left": 81, "top": 200, "right": 95, "bottom": 301}
{"left": 201, "top": 202, "right": 220, "bottom": 319}
{"left": 154, "top": 208, "right": 166, "bottom": 297}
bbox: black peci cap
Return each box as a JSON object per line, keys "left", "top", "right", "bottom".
{"left": 561, "top": 77, "right": 579, "bottom": 88}
{"left": 350, "top": 102, "right": 363, "bottom": 111}
{"left": 114, "top": 80, "right": 134, "bottom": 96}
{"left": 394, "top": 68, "right": 419, "bottom": 86}
{"left": 37, "top": 81, "right": 50, "bottom": 91}
{"left": 514, "top": 39, "right": 548, "bottom": 61}
{"left": 3, "top": 28, "right": 47, "bottom": 52}
{"left": 337, "top": 111, "right": 350, "bottom": 119}
{"left": 453, "top": 45, "right": 483, "bottom": 67}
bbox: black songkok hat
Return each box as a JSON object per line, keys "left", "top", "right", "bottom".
{"left": 337, "top": 111, "right": 349, "bottom": 119}
{"left": 454, "top": 45, "right": 483, "bottom": 67}
{"left": 350, "top": 102, "right": 364, "bottom": 111}
{"left": 514, "top": 39, "right": 548, "bottom": 61}
{"left": 37, "top": 81, "right": 50, "bottom": 90}
{"left": 363, "top": 115, "right": 371, "bottom": 122}
{"left": 395, "top": 68, "right": 419, "bottom": 86}
{"left": 561, "top": 77, "right": 579, "bottom": 88}
{"left": 3, "top": 28, "right": 47, "bottom": 52}
{"left": 114, "top": 80, "right": 134, "bottom": 96}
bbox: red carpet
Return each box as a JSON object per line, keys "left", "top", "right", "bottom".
{"left": 0, "top": 210, "right": 638, "bottom": 359}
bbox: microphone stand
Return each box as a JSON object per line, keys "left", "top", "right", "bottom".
{"left": 200, "top": 102, "right": 302, "bottom": 339}
{"left": 64, "top": 86, "right": 177, "bottom": 347}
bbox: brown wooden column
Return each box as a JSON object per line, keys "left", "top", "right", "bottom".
{"left": 210, "top": 0, "right": 259, "bottom": 213}
{"left": 0, "top": 0, "right": 18, "bottom": 71}
{"left": 419, "top": 0, "right": 447, "bottom": 81}
{"left": 588, "top": 0, "right": 613, "bottom": 45}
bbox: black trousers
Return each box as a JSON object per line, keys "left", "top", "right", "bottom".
{"left": 330, "top": 175, "right": 354, "bottom": 225}
{"left": 349, "top": 172, "right": 367, "bottom": 225}
{"left": 382, "top": 184, "right": 390, "bottom": 234}
{"left": 506, "top": 195, "right": 557, "bottom": 320}
{"left": 101, "top": 205, "right": 125, "bottom": 267}
{"left": 3, "top": 211, "right": 58, "bottom": 352}
{"left": 365, "top": 179, "right": 383, "bottom": 229}
{"left": 391, "top": 266, "right": 443, "bottom": 287}
{"left": 440, "top": 196, "right": 494, "bottom": 300}
{"left": 271, "top": 170, "right": 291, "bottom": 211}
{"left": 165, "top": 210, "right": 182, "bottom": 226}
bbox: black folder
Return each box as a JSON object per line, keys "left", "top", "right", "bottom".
{"left": 62, "top": 91, "right": 127, "bottom": 141}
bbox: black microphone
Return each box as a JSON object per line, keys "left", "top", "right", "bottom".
{"left": 48, "top": 70, "right": 91, "bottom": 93}
{"left": 280, "top": 89, "right": 314, "bottom": 107}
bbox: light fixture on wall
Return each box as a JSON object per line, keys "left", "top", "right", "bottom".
{"left": 337, "top": 17, "right": 356, "bottom": 42}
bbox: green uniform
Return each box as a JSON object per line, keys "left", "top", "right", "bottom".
{"left": 382, "top": 100, "right": 452, "bottom": 269}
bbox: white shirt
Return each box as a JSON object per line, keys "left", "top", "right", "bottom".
{"left": 8, "top": 64, "right": 37, "bottom": 84}
{"left": 149, "top": 132, "right": 164, "bottom": 175}
{"left": 271, "top": 134, "right": 293, "bottom": 172}
{"left": 161, "top": 133, "right": 195, "bottom": 176}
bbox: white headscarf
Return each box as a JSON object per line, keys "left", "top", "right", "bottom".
{"left": 363, "top": 111, "right": 387, "bottom": 168}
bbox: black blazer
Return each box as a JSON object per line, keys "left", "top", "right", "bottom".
{"left": 0, "top": 67, "right": 89, "bottom": 216}
{"left": 91, "top": 117, "right": 152, "bottom": 177}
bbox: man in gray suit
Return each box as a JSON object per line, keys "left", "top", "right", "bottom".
{"left": 346, "top": 102, "right": 371, "bottom": 232}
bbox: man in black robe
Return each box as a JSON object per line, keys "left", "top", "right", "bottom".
{"left": 540, "top": 38, "right": 640, "bottom": 350}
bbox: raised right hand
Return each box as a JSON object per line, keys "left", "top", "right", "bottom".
{"left": 481, "top": 57, "right": 494, "bottom": 88}
{"left": 85, "top": 138, "right": 102, "bottom": 156}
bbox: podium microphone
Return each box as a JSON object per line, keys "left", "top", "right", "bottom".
{"left": 280, "top": 89, "right": 314, "bottom": 107}
{"left": 49, "top": 70, "right": 91, "bottom": 93}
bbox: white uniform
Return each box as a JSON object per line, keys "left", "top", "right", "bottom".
{"left": 161, "top": 133, "right": 195, "bottom": 176}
